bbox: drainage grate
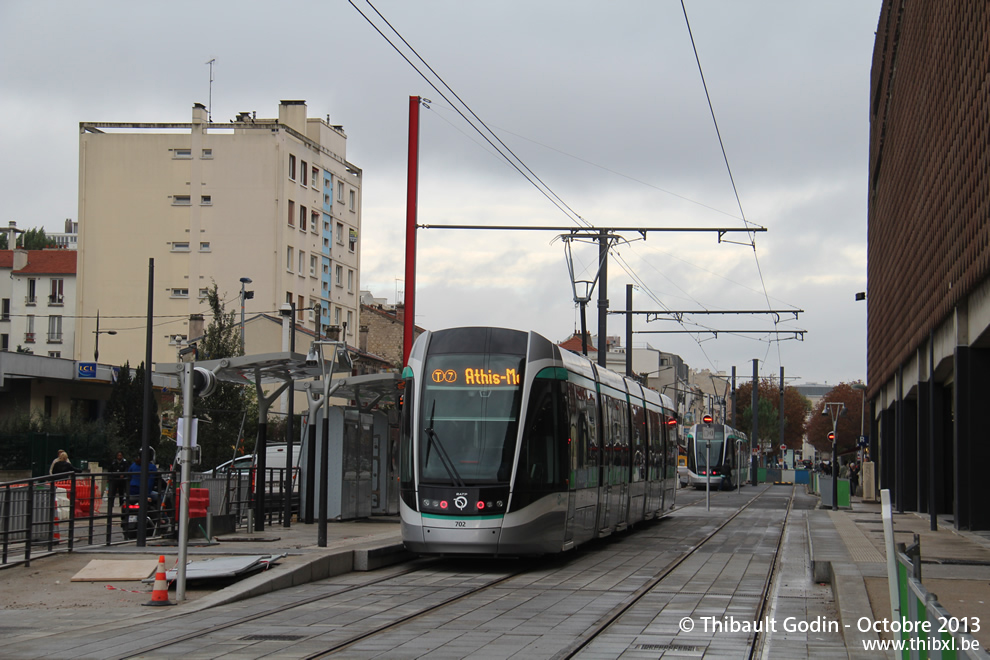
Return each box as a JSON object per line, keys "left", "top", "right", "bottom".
{"left": 241, "top": 634, "right": 308, "bottom": 642}
{"left": 638, "top": 643, "right": 706, "bottom": 652}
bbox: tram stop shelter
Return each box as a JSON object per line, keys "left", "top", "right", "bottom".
{"left": 156, "top": 352, "right": 401, "bottom": 531}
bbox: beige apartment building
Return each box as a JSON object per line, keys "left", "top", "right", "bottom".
{"left": 75, "top": 100, "right": 363, "bottom": 367}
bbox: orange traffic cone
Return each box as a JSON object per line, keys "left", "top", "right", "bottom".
{"left": 143, "top": 555, "right": 175, "bottom": 607}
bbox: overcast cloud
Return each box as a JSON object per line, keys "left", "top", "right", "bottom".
{"left": 0, "top": 1, "right": 881, "bottom": 385}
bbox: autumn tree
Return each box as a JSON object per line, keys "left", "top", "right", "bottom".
{"left": 804, "top": 382, "right": 865, "bottom": 457}
{"left": 734, "top": 378, "right": 811, "bottom": 450}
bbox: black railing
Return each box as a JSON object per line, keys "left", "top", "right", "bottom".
{"left": 1, "top": 467, "right": 299, "bottom": 567}
{"left": 0, "top": 470, "right": 176, "bottom": 567}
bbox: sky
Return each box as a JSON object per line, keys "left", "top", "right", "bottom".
{"left": 0, "top": 1, "right": 881, "bottom": 386}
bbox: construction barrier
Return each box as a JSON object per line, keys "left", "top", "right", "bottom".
{"left": 54, "top": 480, "right": 102, "bottom": 517}
{"left": 178, "top": 487, "right": 210, "bottom": 519}
{"left": 893, "top": 530, "right": 983, "bottom": 656}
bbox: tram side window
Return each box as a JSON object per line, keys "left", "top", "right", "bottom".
{"left": 399, "top": 378, "right": 414, "bottom": 487}
{"left": 630, "top": 403, "right": 645, "bottom": 482}
{"left": 567, "top": 382, "right": 598, "bottom": 489}
{"left": 517, "top": 380, "right": 563, "bottom": 489}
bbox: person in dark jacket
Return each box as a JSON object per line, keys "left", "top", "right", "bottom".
{"left": 108, "top": 451, "right": 129, "bottom": 507}
{"left": 51, "top": 451, "right": 79, "bottom": 475}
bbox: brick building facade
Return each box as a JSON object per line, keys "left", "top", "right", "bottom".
{"left": 360, "top": 304, "right": 424, "bottom": 370}
{"left": 867, "top": 0, "right": 990, "bottom": 529}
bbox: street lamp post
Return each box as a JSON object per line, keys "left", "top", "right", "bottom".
{"left": 308, "top": 327, "right": 350, "bottom": 548}
{"left": 93, "top": 310, "right": 117, "bottom": 362}
{"left": 822, "top": 401, "right": 847, "bottom": 510}
{"left": 852, "top": 383, "right": 866, "bottom": 465}
{"left": 239, "top": 277, "right": 253, "bottom": 353}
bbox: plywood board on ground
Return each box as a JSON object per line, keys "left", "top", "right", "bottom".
{"left": 71, "top": 559, "right": 160, "bottom": 582}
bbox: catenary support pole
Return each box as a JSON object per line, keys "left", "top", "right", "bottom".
{"left": 402, "top": 96, "right": 420, "bottom": 367}
{"left": 751, "top": 359, "right": 759, "bottom": 485}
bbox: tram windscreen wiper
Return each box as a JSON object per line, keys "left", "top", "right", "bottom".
{"left": 425, "top": 402, "right": 466, "bottom": 487}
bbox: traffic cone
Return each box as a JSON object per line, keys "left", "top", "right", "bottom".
{"left": 143, "top": 555, "right": 175, "bottom": 606}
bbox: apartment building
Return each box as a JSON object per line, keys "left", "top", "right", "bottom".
{"left": 0, "top": 250, "right": 77, "bottom": 357}
{"left": 75, "top": 100, "right": 363, "bottom": 367}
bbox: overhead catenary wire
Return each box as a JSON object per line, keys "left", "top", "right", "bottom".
{"left": 349, "top": 0, "right": 590, "bottom": 230}
{"left": 679, "top": 0, "right": 784, "bottom": 368}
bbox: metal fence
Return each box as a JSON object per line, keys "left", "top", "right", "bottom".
{"left": 1, "top": 471, "right": 173, "bottom": 567}
{"left": 1, "top": 467, "right": 299, "bottom": 567}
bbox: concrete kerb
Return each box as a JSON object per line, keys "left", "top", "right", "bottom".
{"left": 806, "top": 510, "right": 884, "bottom": 657}
{"left": 180, "top": 541, "right": 412, "bottom": 613}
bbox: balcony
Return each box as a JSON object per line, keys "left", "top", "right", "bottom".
{"left": 47, "top": 333, "right": 62, "bottom": 344}
{"left": 48, "top": 294, "right": 64, "bottom": 306}
{"left": 24, "top": 332, "right": 35, "bottom": 344}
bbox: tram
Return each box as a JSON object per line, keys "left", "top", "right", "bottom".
{"left": 684, "top": 422, "right": 746, "bottom": 489}
{"left": 399, "top": 326, "right": 679, "bottom": 556}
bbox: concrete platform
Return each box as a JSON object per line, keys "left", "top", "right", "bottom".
{"left": 808, "top": 495, "right": 990, "bottom": 653}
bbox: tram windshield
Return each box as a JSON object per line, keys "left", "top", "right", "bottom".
{"left": 694, "top": 427, "right": 725, "bottom": 470}
{"left": 420, "top": 353, "right": 525, "bottom": 485}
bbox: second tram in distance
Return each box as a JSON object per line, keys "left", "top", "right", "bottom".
{"left": 684, "top": 422, "right": 747, "bottom": 489}
{"left": 399, "top": 326, "right": 680, "bottom": 556}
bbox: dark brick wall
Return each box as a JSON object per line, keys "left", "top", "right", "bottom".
{"left": 868, "top": 0, "right": 990, "bottom": 390}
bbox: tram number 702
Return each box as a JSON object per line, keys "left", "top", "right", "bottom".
{"left": 455, "top": 521, "right": 466, "bottom": 527}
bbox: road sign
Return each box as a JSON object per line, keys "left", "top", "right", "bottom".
{"left": 779, "top": 444, "right": 786, "bottom": 452}
{"left": 701, "top": 425, "right": 715, "bottom": 441}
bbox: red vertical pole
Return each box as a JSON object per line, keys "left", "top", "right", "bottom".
{"left": 403, "top": 96, "right": 420, "bottom": 367}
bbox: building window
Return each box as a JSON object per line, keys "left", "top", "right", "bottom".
{"left": 201, "top": 148, "right": 213, "bottom": 159}
{"left": 300, "top": 161, "right": 308, "bottom": 186}
{"left": 337, "top": 181, "right": 344, "bottom": 202}
{"left": 26, "top": 279, "right": 37, "bottom": 305}
{"left": 288, "top": 200, "right": 295, "bottom": 227}
{"left": 171, "top": 241, "right": 190, "bottom": 252}
{"left": 199, "top": 242, "right": 211, "bottom": 252}
{"left": 346, "top": 310, "right": 353, "bottom": 334}
{"left": 49, "top": 279, "right": 64, "bottom": 305}
{"left": 300, "top": 205, "right": 307, "bottom": 231}
{"left": 1, "top": 333, "right": 8, "bottom": 351}
{"left": 286, "top": 292, "right": 293, "bottom": 306}
{"left": 311, "top": 166, "right": 319, "bottom": 188}
{"left": 173, "top": 195, "right": 191, "bottom": 206}
{"left": 289, "top": 154, "right": 297, "bottom": 181}
{"left": 348, "top": 228, "right": 357, "bottom": 253}
{"left": 310, "top": 255, "right": 318, "bottom": 277}
{"left": 334, "top": 307, "right": 341, "bottom": 325}
{"left": 298, "top": 250, "right": 305, "bottom": 275}
{"left": 48, "top": 316, "right": 62, "bottom": 343}
{"left": 173, "top": 148, "right": 192, "bottom": 159}
{"left": 1, "top": 298, "right": 9, "bottom": 321}
{"left": 324, "top": 193, "right": 331, "bottom": 206}
{"left": 171, "top": 288, "right": 189, "bottom": 298}
{"left": 311, "top": 211, "right": 320, "bottom": 234}
{"left": 198, "top": 288, "right": 209, "bottom": 299}
{"left": 200, "top": 195, "right": 212, "bottom": 205}
{"left": 48, "top": 351, "right": 61, "bottom": 358}
{"left": 25, "top": 315, "right": 34, "bottom": 343}
{"left": 298, "top": 295, "right": 305, "bottom": 321}
{"left": 336, "top": 223, "right": 344, "bottom": 245}
{"left": 349, "top": 189, "right": 356, "bottom": 211}
{"left": 287, "top": 247, "right": 294, "bottom": 272}
{"left": 347, "top": 269, "right": 354, "bottom": 292}
{"left": 335, "top": 265, "right": 343, "bottom": 287}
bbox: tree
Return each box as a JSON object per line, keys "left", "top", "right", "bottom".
{"left": 182, "top": 283, "right": 257, "bottom": 469}
{"left": 0, "top": 228, "right": 53, "bottom": 250}
{"left": 805, "top": 382, "right": 865, "bottom": 457}
{"left": 734, "top": 378, "right": 811, "bottom": 450}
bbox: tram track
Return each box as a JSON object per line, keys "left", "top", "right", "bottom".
{"left": 119, "top": 485, "right": 790, "bottom": 659}
{"left": 117, "top": 557, "right": 532, "bottom": 659}
{"left": 550, "top": 484, "right": 794, "bottom": 659}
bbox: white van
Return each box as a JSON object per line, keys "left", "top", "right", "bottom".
{"left": 210, "top": 443, "right": 302, "bottom": 475}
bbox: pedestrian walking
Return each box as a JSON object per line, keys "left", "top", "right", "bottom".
{"left": 50, "top": 451, "right": 79, "bottom": 475}
{"left": 108, "top": 451, "right": 129, "bottom": 508}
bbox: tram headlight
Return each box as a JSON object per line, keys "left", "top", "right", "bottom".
{"left": 440, "top": 500, "right": 448, "bottom": 509}
{"left": 476, "top": 501, "right": 485, "bottom": 510}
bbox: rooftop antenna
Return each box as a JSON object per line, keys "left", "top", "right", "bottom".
{"left": 205, "top": 58, "right": 216, "bottom": 122}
